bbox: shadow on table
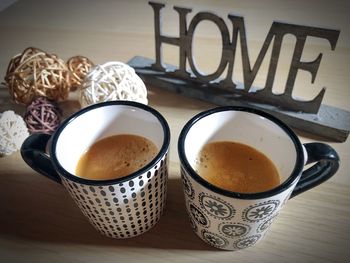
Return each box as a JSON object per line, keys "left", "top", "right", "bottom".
{"left": 0, "top": 164, "right": 215, "bottom": 251}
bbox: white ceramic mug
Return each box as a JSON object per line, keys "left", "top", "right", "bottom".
{"left": 21, "top": 101, "right": 170, "bottom": 239}
{"left": 178, "top": 106, "right": 339, "bottom": 250}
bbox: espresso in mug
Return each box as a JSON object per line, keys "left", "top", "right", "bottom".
{"left": 76, "top": 134, "right": 158, "bottom": 180}
{"left": 195, "top": 141, "right": 280, "bottom": 193}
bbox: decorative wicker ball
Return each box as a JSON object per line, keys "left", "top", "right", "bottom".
{"left": 24, "top": 97, "right": 62, "bottom": 134}
{"left": 67, "top": 56, "right": 94, "bottom": 91}
{"left": 4, "top": 47, "right": 71, "bottom": 104}
{"left": 79, "top": 61, "right": 148, "bottom": 107}
{"left": 0, "top": 110, "right": 29, "bottom": 156}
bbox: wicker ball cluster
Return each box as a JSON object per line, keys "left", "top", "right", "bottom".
{"left": 4, "top": 47, "right": 71, "bottom": 105}
{"left": 24, "top": 97, "right": 62, "bottom": 134}
{"left": 2, "top": 48, "right": 149, "bottom": 156}
{"left": 0, "top": 111, "right": 29, "bottom": 156}
{"left": 79, "top": 61, "right": 148, "bottom": 107}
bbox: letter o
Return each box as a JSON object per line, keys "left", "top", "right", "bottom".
{"left": 187, "top": 12, "right": 230, "bottom": 82}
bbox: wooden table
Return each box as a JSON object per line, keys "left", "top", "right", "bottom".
{"left": 0, "top": 0, "right": 349, "bottom": 262}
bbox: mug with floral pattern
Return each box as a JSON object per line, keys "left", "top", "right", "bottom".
{"left": 178, "top": 106, "right": 339, "bottom": 250}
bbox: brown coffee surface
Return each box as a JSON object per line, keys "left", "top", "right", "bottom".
{"left": 195, "top": 141, "right": 280, "bottom": 193}
{"left": 76, "top": 134, "right": 158, "bottom": 180}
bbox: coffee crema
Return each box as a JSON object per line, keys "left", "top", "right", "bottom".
{"left": 195, "top": 141, "right": 280, "bottom": 193}
{"left": 75, "top": 134, "right": 158, "bottom": 180}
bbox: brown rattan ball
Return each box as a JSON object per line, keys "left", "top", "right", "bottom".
{"left": 4, "top": 47, "right": 71, "bottom": 105}
{"left": 67, "top": 56, "right": 94, "bottom": 91}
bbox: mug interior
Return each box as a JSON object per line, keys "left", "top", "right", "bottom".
{"left": 184, "top": 109, "right": 298, "bottom": 186}
{"left": 54, "top": 103, "right": 166, "bottom": 176}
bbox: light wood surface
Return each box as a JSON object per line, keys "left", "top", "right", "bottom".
{"left": 0, "top": 0, "right": 349, "bottom": 262}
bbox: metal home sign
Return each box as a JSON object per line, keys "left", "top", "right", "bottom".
{"left": 128, "top": 2, "right": 350, "bottom": 141}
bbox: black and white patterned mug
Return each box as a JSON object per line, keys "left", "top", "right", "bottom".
{"left": 21, "top": 101, "right": 170, "bottom": 239}
{"left": 178, "top": 106, "right": 339, "bottom": 250}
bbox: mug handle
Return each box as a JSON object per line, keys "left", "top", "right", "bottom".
{"left": 290, "top": 143, "right": 340, "bottom": 198}
{"left": 21, "top": 133, "right": 62, "bottom": 184}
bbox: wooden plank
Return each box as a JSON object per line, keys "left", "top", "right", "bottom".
{"left": 128, "top": 56, "right": 350, "bottom": 142}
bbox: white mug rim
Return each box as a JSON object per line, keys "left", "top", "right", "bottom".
{"left": 50, "top": 101, "right": 171, "bottom": 185}
{"left": 178, "top": 106, "right": 304, "bottom": 200}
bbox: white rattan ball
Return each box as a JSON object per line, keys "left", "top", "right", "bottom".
{"left": 0, "top": 110, "right": 29, "bottom": 156}
{"left": 79, "top": 61, "right": 148, "bottom": 107}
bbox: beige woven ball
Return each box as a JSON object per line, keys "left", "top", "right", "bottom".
{"left": 67, "top": 55, "right": 94, "bottom": 91}
{"left": 4, "top": 47, "right": 70, "bottom": 105}
{"left": 0, "top": 110, "right": 29, "bottom": 156}
{"left": 79, "top": 61, "right": 148, "bottom": 107}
